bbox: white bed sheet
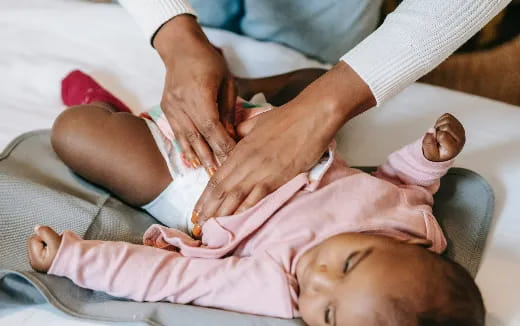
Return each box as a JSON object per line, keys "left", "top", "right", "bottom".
{"left": 0, "top": 1, "right": 519, "bottom": 325}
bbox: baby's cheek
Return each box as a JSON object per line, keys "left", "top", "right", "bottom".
{"left": 297, "top": 293, "right": 318, "bottom": 325}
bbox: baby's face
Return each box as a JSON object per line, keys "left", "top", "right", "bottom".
{"left": 296, "top": 233, "right": 435, "bottom": 326}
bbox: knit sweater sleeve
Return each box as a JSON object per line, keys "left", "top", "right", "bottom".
{"left": 118, "top": 0, "right": 197, "bottom": 42}
{"left": 119, "top": 0, "right": 510, "bottom": 104}
{"left": 341, "top": 0, "right": 511, "bottom": 105}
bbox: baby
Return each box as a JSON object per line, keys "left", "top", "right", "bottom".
{"left": 28, "top": 70, "right": 484, "bottom": 325}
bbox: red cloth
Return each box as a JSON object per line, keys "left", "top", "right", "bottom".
{"left": 61, "top": 70, "right": 132, "bottom": 113}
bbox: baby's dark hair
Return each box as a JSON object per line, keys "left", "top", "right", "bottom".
{"left": 386, "top": 256, "right": 485, "bottom": 326}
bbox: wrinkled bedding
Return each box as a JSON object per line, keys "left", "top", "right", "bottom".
{"left": 0, "top": 1, "right": 519, "bottom": 325}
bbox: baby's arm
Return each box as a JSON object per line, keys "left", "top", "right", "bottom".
{"left": 27, "top": 226, "right": 292, "bottom": 317}
{"left": 374, "top": 113, "right": 465, "bottom": 191}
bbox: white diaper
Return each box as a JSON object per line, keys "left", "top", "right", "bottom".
{"left": 141, "top": 119, "right": 209, "bottom": 235}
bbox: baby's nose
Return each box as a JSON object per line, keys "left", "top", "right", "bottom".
{"left": 308, "top": 264, "right": 337, "bottom": 293}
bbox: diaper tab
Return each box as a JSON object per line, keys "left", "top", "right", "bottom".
{"left": 305, "top": 141, "right": 337, "bottom": 191}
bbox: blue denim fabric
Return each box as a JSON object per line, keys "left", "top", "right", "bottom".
{"left": 189, "top": 0, "right": 244, "bottom": 33}
{"left": 190, "top": 0, "right": 382, "bottom": 63}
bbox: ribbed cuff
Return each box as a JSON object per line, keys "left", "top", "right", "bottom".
{"left": 387, "top": 137, "right": 455, "bottom": 187}
{"left": 48, "top": 230, "right": 82, "bottom": 277}
{"left": 340, "top": 23, "right": 423, "bottom": 106}
{"left": 119, "top": 0, "right": 197, "bottom": 42}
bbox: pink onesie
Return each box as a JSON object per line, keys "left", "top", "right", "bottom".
{"left": 48, "top": 137, "right": 453, "bottom": 318}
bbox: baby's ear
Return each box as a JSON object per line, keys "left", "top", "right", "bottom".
{"left": 402, "top": 238, "right": 433, "bottom": 248}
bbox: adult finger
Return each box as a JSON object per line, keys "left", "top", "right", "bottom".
{"left": 195, "top": 174, "right": 227, "bottom": 225}
{"left": 235, "top": 183, "right": 272, "bottom": 214}
{"left": 195, "top": 95, "right": 236, "bottom": 166}
{"left": 193, "top": 153, "right": 246, "bottom": 224}
{"left": 171, "top": 110, "right": 217, "bottom": 172}
{"left": 218, "top": 76, "right": 237, "bottom": 139}
{"left": 214, "top": 182, "right": 250, "bottom": 217}
{"left": 162, "top": 104, "right": 201, "bottom": 168}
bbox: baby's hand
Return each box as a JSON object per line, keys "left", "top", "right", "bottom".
{"left": 422, "top": 113, "right": 466, "bottom": 162}
{"left": 27, "top": 225, "right": 62, "bottom": 273}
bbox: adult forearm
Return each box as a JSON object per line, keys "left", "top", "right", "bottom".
{"left": 153, "top": 14, "right": 208, "bottom": 62}
{"left": 342, "top": 0, "right": 511, "bottom": 105}
{"left": 288, "top": 62, "right": 377, "bottom": 143}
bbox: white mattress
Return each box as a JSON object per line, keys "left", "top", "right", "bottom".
{"left": 0, "top": 1, "right": 519, "bottom": 325}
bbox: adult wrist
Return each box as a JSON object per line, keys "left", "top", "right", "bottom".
{"left": 294, "top": 62, "right": 376, "bottom": 140}
{"left": 153, "top": 14, "right": 208, "bottom": 64}
{"left": 325, "top": 62, "right": 376, "bottom": 124}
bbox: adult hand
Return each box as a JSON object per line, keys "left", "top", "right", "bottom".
{"left": 154, "top": 15, "right": 236, "bottom": 174}
{"left": 193, "top": 62, "right": 377, "bottom": 226}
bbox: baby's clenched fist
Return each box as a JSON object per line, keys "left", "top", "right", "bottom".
{"left": 423, "top": 113, "right": 466, "bottom": 162}
{"left": 28, "top": 225, "right": 62, "bottom": 273}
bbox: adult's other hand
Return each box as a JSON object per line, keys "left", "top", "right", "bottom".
{"left": 154, "top": 15, "right": 236, "bottom": 174}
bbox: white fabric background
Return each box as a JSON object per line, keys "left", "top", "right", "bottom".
{"left": 0, "top": 1, "right": 519, "bottom": 325}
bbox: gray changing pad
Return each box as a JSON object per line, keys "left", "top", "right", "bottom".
{"left": 0, "top": 130, "right": 494, "bottom": 326}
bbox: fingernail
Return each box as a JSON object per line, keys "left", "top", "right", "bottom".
{"left": 205, "top": 166, "right": 217, "bottom": 177}
{"left": 190, "top": 158, "right": 201, "bottom": 169}
{"left": 34, "top": 224, "right": 41, "bottom": 233}
{"left": 181, "top": 154, "right": 191, "bottom": 168}
{"left": 191, "top": 211, "right": 199, "bottom": 224}
{"left": 192, "top": 224, "right": 202, "bottom": 238}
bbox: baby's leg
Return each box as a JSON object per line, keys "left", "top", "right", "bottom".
{"left": 236, "top": 68, "right": 327, "bottom": 106}
{"left": 234, "top": 68, "right": 327, "bottom": 137}
{"left": 51, "top": 102, "right": 171, "bottom": 206}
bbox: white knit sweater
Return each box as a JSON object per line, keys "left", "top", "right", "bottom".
{"left": 118, "top": 0, "right": 511, "bottom": 105}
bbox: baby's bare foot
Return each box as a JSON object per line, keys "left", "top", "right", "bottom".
{"left": 422, "top": 113, "right": 466, "bottom": 162}
{"left": 27, "top": 225, "right": 62, "bottom": 273}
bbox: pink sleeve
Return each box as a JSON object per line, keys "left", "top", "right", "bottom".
{"left": 373, "top": 137, "right": 454, "bottom": 192}
{"left": 48, "top": 231, "right": 295, "bottom": 318}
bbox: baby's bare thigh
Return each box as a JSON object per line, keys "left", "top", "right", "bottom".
{"left": 51, "top": 104, "right": 172, "bottom": 206}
